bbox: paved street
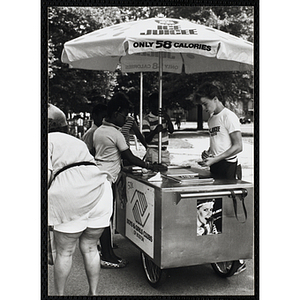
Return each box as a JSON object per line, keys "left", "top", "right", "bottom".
{"left": 48, "top": 234, "right": 255, "bottom": 296}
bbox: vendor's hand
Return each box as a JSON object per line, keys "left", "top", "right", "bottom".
{"left": 149, "top": 163, "right": 168, "bottom": 172}
{"left": 202, "top": 156, "right": 217, "bottom": 167}
{"left": 201, "top": 150, "right": 210, "bottom": 159}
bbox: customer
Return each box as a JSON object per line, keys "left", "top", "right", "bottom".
{"left": 48, "top": 104, "right": 113, "bottom": 295}
{"left": 83, "top": 102, "right": 125, "bottom": 269}
{"left": 142, "top": 92, "right": 174, "bottom": 165}
{"left": 93, "top": 92, "right": 166, "bottom": 268}
{"left": 194, "top": 81, "right": 245, "bottom": 274}
{"left": 82, "top": 101, "right": 107, "bottom": 156}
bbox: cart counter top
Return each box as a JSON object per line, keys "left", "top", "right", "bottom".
{"left": 122, "top": 166, "right": 253, "bottom": 192}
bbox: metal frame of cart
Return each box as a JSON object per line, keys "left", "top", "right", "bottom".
{"left": 116, "top": 167, "right": 253, "bottom": 287}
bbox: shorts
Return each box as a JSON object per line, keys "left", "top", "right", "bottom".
{"left": 210, "top": 160, "right": 237, "bottom": 180}
{"left": 54, "top": 180, "right": 113, "bottom": 233}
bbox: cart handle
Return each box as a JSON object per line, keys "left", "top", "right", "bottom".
{"left": 177, "top": 189, "right": 248, "bottom": 223}
{"left": 178, "top": 189, "right": 247, "bottom": 199}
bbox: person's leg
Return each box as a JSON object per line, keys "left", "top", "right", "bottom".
{"left": 53, "top": 230, "right": 82, "bottom": 295}
{"left": 99, "top": 182, "right": 125, "bottom": 266}
{"left": 100, "top": 226, "right": 121, "bottom": 263}
{"left": 224, "top": 161, "right": 237, "bottom": 179}
{"left": 79, "top": 227, "right": 104, "bottom": 296}
{"left": 234, "top": 260, "right": 247, "bottom": 275}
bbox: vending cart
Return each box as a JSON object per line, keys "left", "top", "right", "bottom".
{"left": 116, "top": 166, "right": 254, "bottom": 287}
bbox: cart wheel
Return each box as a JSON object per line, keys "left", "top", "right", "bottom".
{"left": 140, "top": 251, "right": 167, "bottom": 288}
{"left": 211, "top": 260, "right": 240, "bottom": 277}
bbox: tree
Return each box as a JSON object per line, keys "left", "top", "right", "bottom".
{"left": 111, "top": 6, "right": 254, "bottom": 116}
{"left": 47, "top": 6, "right": 254, "bottom": 118}
{"left": 48, "top": 7, "right": 122, "bottom": 113}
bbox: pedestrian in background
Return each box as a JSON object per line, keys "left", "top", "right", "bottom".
{"left": 48, "top": 104, "right": 113, "bottom": 295}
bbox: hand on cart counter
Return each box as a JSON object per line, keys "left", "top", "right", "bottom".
{"left": 124, "top": 163, "right": 167, "bottom": 174}
{"left": 147, "top": 162, "right": 168, "bottom": 172}
{"left": 198, "top": 150, "right": 214, "bottom": 167}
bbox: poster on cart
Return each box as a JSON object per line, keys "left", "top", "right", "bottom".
{"left": 197, "top": 198, "right": 222, "bottom": 236}
{"left": 125, "top": 177, "right": 155, "bottom": 258}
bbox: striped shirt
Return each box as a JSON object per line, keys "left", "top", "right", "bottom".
{"left": 142, "top": 112, "right": 169, "bottom": 148}
{"left": 121, "top": 116, "right": 135, "bottom": 148}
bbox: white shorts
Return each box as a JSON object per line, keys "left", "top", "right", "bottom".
{"left": 54, "top": 180, "right": 113, "bottom": 233}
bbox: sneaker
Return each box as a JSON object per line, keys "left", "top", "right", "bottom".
{"left": 100, "top": 259, "right": 126, "bottom": 269}
{"left": 233, "top": 261, "right": 246, "bottom": 275}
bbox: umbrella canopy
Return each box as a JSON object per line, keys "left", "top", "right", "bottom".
{"left": 61, "top": 17, "right": 253, "bottom": 74}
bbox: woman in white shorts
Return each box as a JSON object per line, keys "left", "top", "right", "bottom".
{"left": 48, "top": 104, "right": 113, "bottom": 296}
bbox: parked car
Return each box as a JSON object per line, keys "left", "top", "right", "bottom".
{"left": 240, "top": 117, "right": 252, "bottom": 124}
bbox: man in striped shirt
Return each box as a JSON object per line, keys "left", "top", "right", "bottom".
{"left": 142, "top": 92, "right": 174, "bottom": 165}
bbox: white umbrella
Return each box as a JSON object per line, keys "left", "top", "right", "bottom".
{"left": 62, "top": 17, "right": 253, "bottom": 162}
{"left": 62, "top": 17, "right": 253, "bottom": 73}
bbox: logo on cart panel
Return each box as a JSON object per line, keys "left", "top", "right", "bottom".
{"left": 130, "top": 190, "right": 150, "bottom": 227}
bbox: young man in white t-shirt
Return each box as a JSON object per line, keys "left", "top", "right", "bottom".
{"left": 195, "top": 81, "right": 246, "bottom": 275}
{"left": 195, "top": 81, "right": 243, "bottom": 179}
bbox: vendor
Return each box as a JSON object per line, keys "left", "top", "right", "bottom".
{"left": 194, "top": 81, "right": 246, "bottom": 275}
{"left": 194, "top": 81, "right": 242, "bottom": 180}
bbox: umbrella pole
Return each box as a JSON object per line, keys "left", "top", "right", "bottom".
{"left": 139, "top": 72, "right": 143, "bottom": 133}
{"left": 158, "top": 52, "right": 163, "bottom": 164}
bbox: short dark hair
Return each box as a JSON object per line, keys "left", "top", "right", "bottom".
{"left": 91, "top": 103, "right": 107, "bottom": 120}
{"left": 195, "top": 81, "right": 225, "bottom": 104}
{"left": 148, "top": 92, "right": 159, "bottom": 110}
{"left": 107, "top": 92, "right": 130, "bottom": 117}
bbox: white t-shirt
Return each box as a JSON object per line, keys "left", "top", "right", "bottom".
{"left": 82, "top": 123, "right": 98, "bottom": 155}
{"left": 93, "top": 120, "right": 129, "bottom": 183}
{"left": 208, "top": 108, "right": 241, "bottom": 162}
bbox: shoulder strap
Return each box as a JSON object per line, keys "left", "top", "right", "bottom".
{"left": 53, "top": 161, "right": 96, "bottom": 181}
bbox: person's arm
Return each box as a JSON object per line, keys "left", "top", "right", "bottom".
{"left": 121, "top": 149, "right": 167, "bottom": 172}
{"left": 144, "top": 124, "right": 163, "bottom": 144}
{"left": 48, "top": 170, "right": 53, "bottom": 189}
{"left": 203, "top": 131, "right": 243, "bottom": 167}
{"left": 201, "top": 148, "right": 212, "bottom": 159}
{"left": 48, "top": 147, "right": 53, "bottom": 188}
{"left": 163, "top": 112, "right": 174, "bottom": 134}
{"left": 121, "top": 149, "right": 148, "bottom": 168}
{"left": 131, "top": 121, "right": 148, "bottom": 149}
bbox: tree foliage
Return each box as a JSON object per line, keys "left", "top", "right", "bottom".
{"left": 47, "top": 6, "right": 254, "bottom": 115}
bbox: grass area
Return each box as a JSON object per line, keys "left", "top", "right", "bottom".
{"left": 169, "top": 139, "right": 194, "bottom": 148}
